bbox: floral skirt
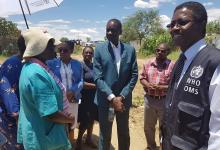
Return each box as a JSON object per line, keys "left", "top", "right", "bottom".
{"left": 0, "top": 113, "right": 23, "bottom": 150}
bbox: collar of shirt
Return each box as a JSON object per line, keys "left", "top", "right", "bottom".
{"left": 183, "top": 38, "right": 206, "bottom": 62}
{"left": 177, "top": 38, "right": 206, "bottom": 86}
{"left": 151, "top": 58, "right": 170, "bottom": 67}
{"left": 110, "top": 41, "right": 121, "bottom": 49}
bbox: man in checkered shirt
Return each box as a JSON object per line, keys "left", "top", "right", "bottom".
{"left": 140, "top": 43, "right": 175, "bottom": 150}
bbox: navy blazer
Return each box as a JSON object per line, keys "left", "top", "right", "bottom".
{"left": 47, "top": 58, "right": 83, "bottom": 102}
{"left": 93, "top": 41, "right": 138, "bottom": 108}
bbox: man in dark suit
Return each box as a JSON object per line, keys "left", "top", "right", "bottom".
{"left": 162, "top": 1, "right": 220, "bottom": 149}
{"left": 93, "top": 18, "right": 138, "bottom": 150}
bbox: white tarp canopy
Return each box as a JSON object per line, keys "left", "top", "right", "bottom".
{"left": 0, "top": 0, "right": 63, "bottom": 17}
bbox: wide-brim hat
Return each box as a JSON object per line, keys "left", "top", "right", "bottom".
{"left": 22, "top": 28, "right": 61, "bottom": 58}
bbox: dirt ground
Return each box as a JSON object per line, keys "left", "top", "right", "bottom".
{"left": 74, "top": 106, "right": 160, "bottom": 150}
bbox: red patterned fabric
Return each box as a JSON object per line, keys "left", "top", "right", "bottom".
{"left": 140, "top": 58, "right": 175, "bottom": 96}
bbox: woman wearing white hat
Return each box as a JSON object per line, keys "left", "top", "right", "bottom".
{"left": 17, "top": 29, "right": 73, "bottom": 150}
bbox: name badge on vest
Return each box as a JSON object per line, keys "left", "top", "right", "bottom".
{"left": 184, "top": 66, "right": 204, "bottom": 95}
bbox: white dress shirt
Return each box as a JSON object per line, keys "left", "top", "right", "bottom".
{"left": 177, "top": 39, "right": 220, "bottom": 149}
{"left": 111, "top": 41, "right": 121, "bottom": 74}
{"left": 208, "top": 59, "right": 220, "bottom": 149}
{"left": 60, "top": 62, "right": 73, "bottom": 89}
{"left": 107, "top": 41, "right": 122, "bottom": 101}
{"left": 60, "top": 61, "right": 78, "bottom": 129}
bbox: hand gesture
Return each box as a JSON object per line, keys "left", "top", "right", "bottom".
{"left": 112, "top": 96, "right": 125, "bottom": 112}
{"left": 66, "top": 90, "right": 75, "bottom": 102}
{"left": 66, "top": 112, "right": 75, "bottom": 124}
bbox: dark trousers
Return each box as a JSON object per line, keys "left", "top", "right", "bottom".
{"left": 98, "top": 106, "right": 130, "bottom": 150}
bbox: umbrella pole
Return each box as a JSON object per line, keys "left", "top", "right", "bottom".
{"left": 53, "top": 0, "right": 59, "bottom": 7}
{"left": 19, "top": 0, "right": 29, "bottom": 29}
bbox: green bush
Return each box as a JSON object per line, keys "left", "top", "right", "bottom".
{"left": 139, "top": 31, "right": 172, "bottom": 56}
{"left": 73, "top": 45, "right": 82, "bottom": 55}
{"left": 2, "top": 42, "right": 18, "bottom": 56}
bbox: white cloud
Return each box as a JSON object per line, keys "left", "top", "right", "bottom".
{"left": 134, "top": 0, "right": 158, "bottom": 8}
{"left": 207, "top": 8, "right": 220, "bottom": 21}
{"left": 87, "top": 28, "right": 98, "bottom": 33}
{"left": 122, "top": 16, "right": 129, "bottom": 20}
{"left": 40, "top": 19, "right": 71, "bottom": 24}
{"left": 35, "top": 23, "right": 52, "bottom": 27}
{"left": 69, "top": 28, "right": 104, "bottom": 41}
{"left": 17, "top": 19, "right": 105, "bottom": 41}
{"left": 77, "top": 19, "right": 90, "bottom": 23}
{"left": 95, "top": 20, "right": 107, "bottom": 24}
{"left": 46, "top": 28, "right": 75, "bottom": 40}
{"left": 160, "top": 15, "right": 171, "bottom": 28}
{"left": 70, "top": 29, "right": 82, "bottom": 34}
{"left": 15, "top": 20, "right": 32, "bottom": 25}
{"left": 78, "top": 33, "right": 91, "bottom": 38}
{"left": 159, "top": 0, "right": 173, "bottom": 2}
{"left": 134, "top": 0, "right": 173, "bottom": 9}
{"left": 53, "top": 24, "right": 70, "bottom": 30}
{"left": 203, "top": 2, "right": 213, "bottom": 7}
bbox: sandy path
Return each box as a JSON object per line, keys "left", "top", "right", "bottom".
{"left": 74, "top": 107, "right": 160, "bottom": 150}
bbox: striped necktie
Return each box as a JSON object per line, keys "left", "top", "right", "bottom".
{"left": 175, "top": 53, "right": 186, "bottom": 83}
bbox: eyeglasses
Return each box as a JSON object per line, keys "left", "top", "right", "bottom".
{"left": 84, "top": 51, "right": 93, "bottom": 55}
{"left": 58, "top": 48, "right": 69, "bottom": 53}
{"left": 106, "top": 28, "right": 118, "bottom": 34}
{"left": 166, "top": 19, "right": 193, "bottom": 29}
{"left": 155, "top": 49, "right": 168, "bottom": 53}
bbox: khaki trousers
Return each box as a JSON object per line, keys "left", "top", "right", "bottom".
{"left": 144, "top": 95, "right": 165, "bottom": 150}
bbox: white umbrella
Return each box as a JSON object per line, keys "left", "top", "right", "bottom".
{"left": 0, "top": 0, "right": 63, "bottom": 29}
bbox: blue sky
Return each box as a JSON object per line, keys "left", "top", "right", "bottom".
{"left": 5, "top": 0, "right": 220, "bottom": 41}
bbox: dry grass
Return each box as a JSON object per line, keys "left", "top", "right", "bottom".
{"left": 0, "top": 55, "right": 7, "bottom": 63}
{"left": 132, "top": 58, "right": 145, "bottom": 106}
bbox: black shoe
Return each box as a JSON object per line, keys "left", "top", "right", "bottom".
{"left": 85, "top": 139, "right": 97, "bottom": 149}
{"left": 75, "top": 139, "right": 82, "bottom": 150}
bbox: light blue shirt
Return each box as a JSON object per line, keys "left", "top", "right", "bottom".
{"left": 177, "top": 39, "right": 206, "bottom": 86}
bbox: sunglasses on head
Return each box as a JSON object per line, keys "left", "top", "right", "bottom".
{"left": 58, "top": 48, "right": 69, "bottom": 53}
{"left": 166, "top": 19, "right": 193, "bottom": 28}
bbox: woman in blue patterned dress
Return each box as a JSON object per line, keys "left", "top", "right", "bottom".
{"left": 0, "top": 36, "right": 25, "bottom": 149}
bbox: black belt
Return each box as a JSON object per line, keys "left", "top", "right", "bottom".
{"left": 147, "top": 95, "right": 166, "bottom": 100}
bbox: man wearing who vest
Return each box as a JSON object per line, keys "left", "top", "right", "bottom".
{"left": 162, "top": 1, "right": 220, "bottom": 150}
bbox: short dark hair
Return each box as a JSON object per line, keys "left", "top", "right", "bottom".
{"left": 83, "top": 46, "right": 94, "bottom": 53}
{"left": 107, "top": 18, "right": 122, "bottom": 30}
{"left": 64, "top": 40, "right": 75, "bottom": 50}
{"left": 175, "top": 1, "right": 207, "bottom": 35}
{"left": 17, "top": 35, "right": 26, "bottom": 55}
